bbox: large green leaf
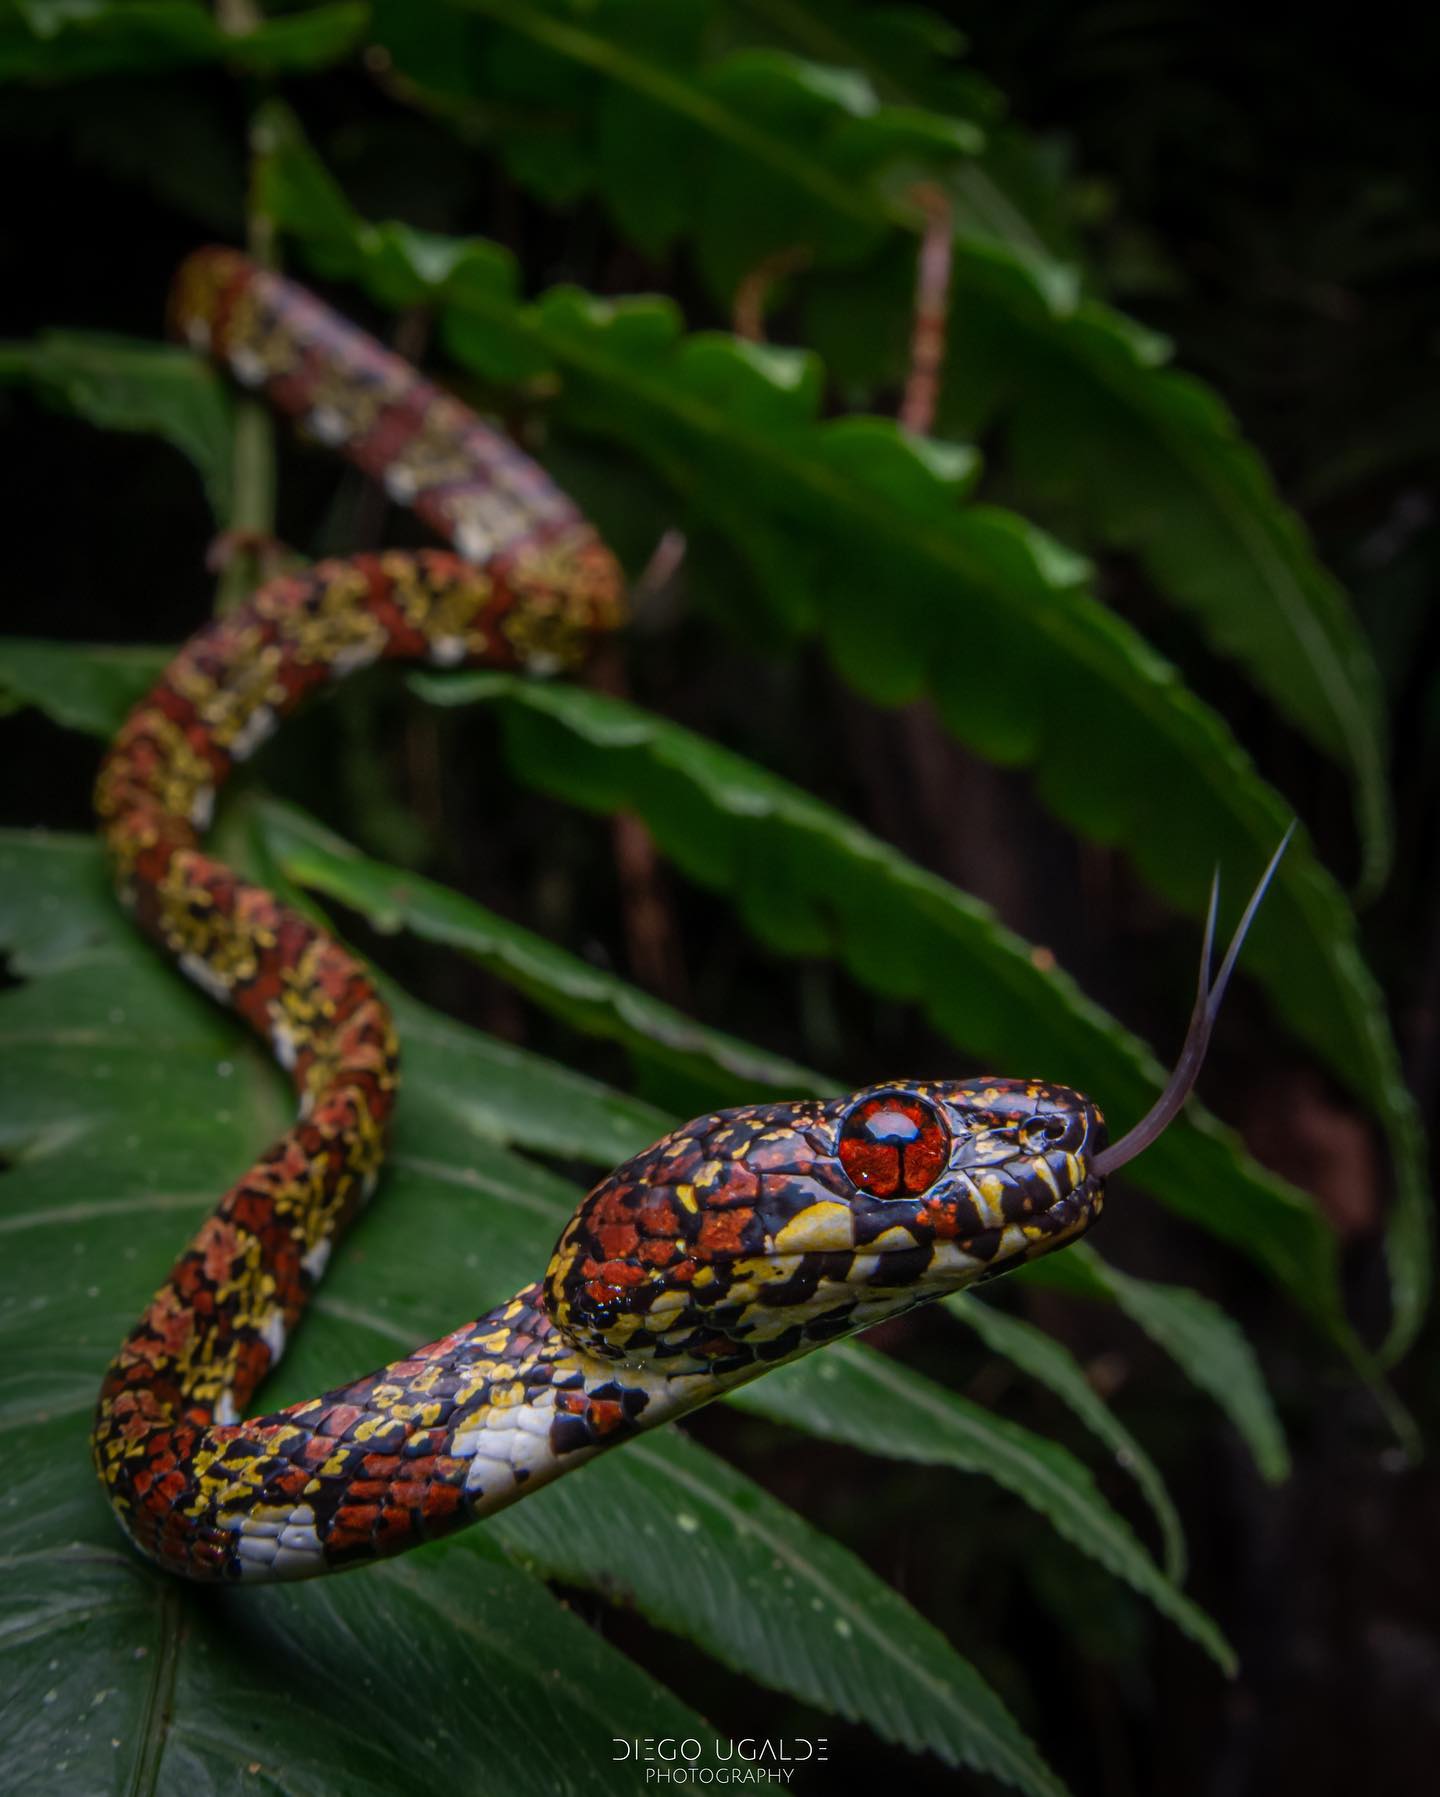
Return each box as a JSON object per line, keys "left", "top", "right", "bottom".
{"left": 947, "top": 1293, "right": 1187, "bottom": 1581}
{"left": 260, "top": 797, "right": 836, "bottom": 1112}
{"left": 0, "top": 637, "right": 166, "bottom": 737}
{"left": 3, "top": 1515, "right": 709, "bottom": 1797}
{"left": 727, "top": 1341, "right": 1230, "bottom": 1672}
{"left": 0, "top": 825, "right": 1071, "bottom": 1795}
{"left": 0, "top": 0, "right": 370, "bottom": 81}
{"left": 368, "top": 0, "right": 1389, "bottom": 901}
{"left": 246, "top": 113, "right": 1427, "bottom": 1358}
{"left": 495, "top": 1431, "right": 1070, "bottom": 1794}
{"left": 384, "top": 980, "right": 668, "bottom": 1169}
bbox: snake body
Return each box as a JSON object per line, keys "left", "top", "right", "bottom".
{"left": 92, "top": 251, "right": 1106, "bottom": 1582}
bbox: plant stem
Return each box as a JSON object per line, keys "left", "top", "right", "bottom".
{"left": 213, "top": 3, "right": 278, "bottom": 614}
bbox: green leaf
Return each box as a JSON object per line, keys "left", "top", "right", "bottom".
{"left": 493, "top": 1430, "right": 1068, "bottom": 1794}
{"left": 947, "top": 1292, "right": 1187, "bottom": 1582}
{"left": 737, "top": 0, "right": 1391, "bottom": 896}
{"left": 731, "top": 0, "right": 1076, "bottom": 277}
{"left": 728, "top": 1340, "right": 1229, "bottom": 1671}
{"left": 1019, "top": 1245, "right": 1291, "bottom": 1484}
{"left": 940, "top": 288, "right": 1394, "bottom": 905}
{"left": 3, "top": 1520, "right": 708, "bottom": 1795}
{"left": 0, "top": 0, "right": 370, "bottom": 81}
{"left": 417, "top": 0, "right": 982, "bottom": 296}
{"left": 248, "top": 105, "right": 1425, "bottom": 1365}
{"left": 1, "top": 825, "right": 1077, "bottom": 1790}
{"left": 373, "top": 0, "right": 1390, "bottom": 899}
{"left": 0, "top": 636, "right": 166, "bottom": 739}
{"left": 385, "top": 981, "right": 668, "bottom": 1171}
{"left": 257, "top": 796, "right": 837, "bottom": 1112}
{"left": 0, "top": 334, "right": 232, "bottom": 513}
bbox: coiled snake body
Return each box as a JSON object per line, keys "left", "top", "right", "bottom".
{"left": 92, "top": 251, "right": 1117, "bottom": 1582}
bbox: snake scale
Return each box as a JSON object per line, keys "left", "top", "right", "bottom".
{"left": 92, "top": 249, "right": 1271, "bottom": 1583}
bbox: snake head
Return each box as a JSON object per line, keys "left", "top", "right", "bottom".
{"left": 543, "top": 1077, "right": 1106, "bottom": 1375}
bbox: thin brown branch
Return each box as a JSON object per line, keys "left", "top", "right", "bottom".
{"left": 899, "top": 182, "right": 955, "bottom": 437}
{"left": 732, "top": 245, "right": 812, "bottom": 343}
{"left": 588, "top": 643, "right": 689, "bottom": 1004}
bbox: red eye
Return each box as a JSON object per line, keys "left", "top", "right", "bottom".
{"left": 839, "top": 1093, "right": 949, "bottom": 1198}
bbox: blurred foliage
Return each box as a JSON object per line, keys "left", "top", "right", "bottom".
{"left": 0, "top": 3, "right": 1435, "bottom": 1794}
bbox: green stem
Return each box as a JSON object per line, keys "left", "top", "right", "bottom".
{"left": 214, "top": 5, "right": 278, "bottom": 615}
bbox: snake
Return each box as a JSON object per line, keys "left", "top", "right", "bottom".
{"left": 92, "top": 248, "right": 1281, "bottom": 1583}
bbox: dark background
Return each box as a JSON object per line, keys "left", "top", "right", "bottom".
{"left": 2, "top": 5, "right": 1438, "bottom": 1793}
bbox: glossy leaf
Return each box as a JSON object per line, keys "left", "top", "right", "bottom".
{"left": 947, "top": 1292, "right": 1187, "bottom": 1581}
{"left": 496, "top": 1430, "right": 1068, "bottom": 1794}
{"left": 727, "top": 1340, "right": 1228, "bottom": 1670}
{"left": 383, "top": 980, "right": 668, "bottom": 1170}
{"left": 258, "top": 796, "right": 837, "bottom": 1111}
{"left": 3, "top": 1519, "right": 708, "bottom": 1797}
{"left": 0, "top": 636, "right": 165, "bottom": 738}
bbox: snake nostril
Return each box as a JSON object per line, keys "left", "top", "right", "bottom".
{"left": 1022, "top": 1114, "right": 1071, "bottom": 1149}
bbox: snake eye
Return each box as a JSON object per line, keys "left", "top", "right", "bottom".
{"left": 839, "top": 1092, "right": 950, "bottom": 1199}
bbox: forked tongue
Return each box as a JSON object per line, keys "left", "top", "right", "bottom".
{"left": 1091, "top": 826, "right": 1295, "bottom": 1179}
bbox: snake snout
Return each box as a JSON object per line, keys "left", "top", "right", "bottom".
{"left": 1020, "top": 1088, "right": 1108, "bottom": 1184}
{"left": 1001, "top": 1088, "right": 1108, "bottom": 1232}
